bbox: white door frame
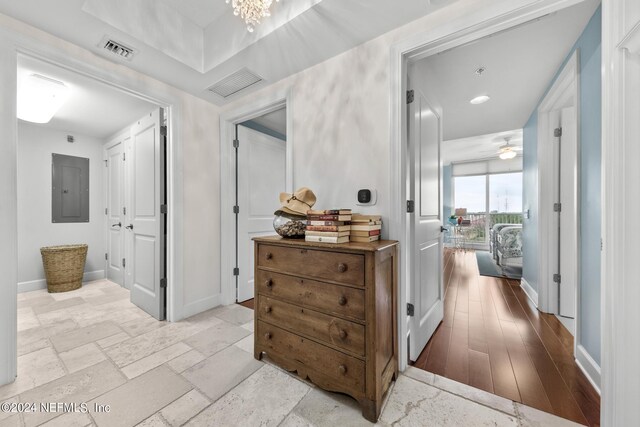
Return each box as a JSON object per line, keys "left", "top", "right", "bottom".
{"left": 1, "top": 29, "right": 185, "bottom": 383}
{"left": 536, "top": 51, "right": 580, "bottom": 333}
{"left": 601, "top": 0, "right": 640, "bottom": 424}
{"left": 219, "top": 88, "right": 293, "bottom": 305}
{"left": 389, "top": 0, "right": 592, "bottom": 373}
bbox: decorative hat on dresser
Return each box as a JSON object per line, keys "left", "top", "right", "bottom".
{"left": 275, "top": 187, "right": 317, "bottom": 217}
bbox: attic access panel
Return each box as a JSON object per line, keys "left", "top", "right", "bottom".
{"left": 52, "top": 153, "right": 90, "bottom": 223}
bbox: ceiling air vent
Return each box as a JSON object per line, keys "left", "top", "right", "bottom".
{"left": 99, "top": 37, "right": 135, "bottom": 61}
{"left": 207, "top": 68, "right": 263, "bottom": 98}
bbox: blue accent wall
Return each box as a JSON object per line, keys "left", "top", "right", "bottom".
{"left": 240, "top": 120, "right": 286, "bottom": 141}
{"left": 443, "top": 164, "right": 452, "bottom": 219}
{"left": 521, "top": 7, "right": 601, "bottom": 365}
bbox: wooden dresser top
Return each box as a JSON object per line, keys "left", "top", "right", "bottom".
{"left": 253, "top": 235, "right": 398, "bottom": 253}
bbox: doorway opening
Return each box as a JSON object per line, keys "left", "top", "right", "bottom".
{"left": 219, "top": 89, "right": 293, "bottom": 307}
{"left": 235, "top": 106, "right": 287, "bottom": 307}
{"left": 398, "top": 0, "right": 600, "bottom": 425}
{"left": 16, "top": 53, "right": 169, "bottom": 322}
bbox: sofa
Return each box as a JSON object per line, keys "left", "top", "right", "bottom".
{"left": 495, "top": 225, "right": 523, "bottom": 267}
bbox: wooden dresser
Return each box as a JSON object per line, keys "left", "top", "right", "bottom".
{"left": 253, "top": 236, "right": 398, "bottom": 422}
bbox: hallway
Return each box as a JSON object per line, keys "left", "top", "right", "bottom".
{"left": 413, "top": 250, "right": 600, "bottom": 426}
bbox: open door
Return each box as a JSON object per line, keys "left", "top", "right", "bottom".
{"left": 236, "top": 125, "right": 286, "bottom": 302}
{"left": 126, "top": 108, "right": 166, "bottom": 320}
{"left": 407, "top": 90, "right": 444, "bottom": 361}
{"left": 557, "top": 106, "right": 578, "bottom": 320}
{"left": 105, "top": 138, "right": 126, "bottom": 286}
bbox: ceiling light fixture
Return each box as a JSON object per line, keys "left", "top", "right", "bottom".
{"left": 498, "top": 137, "right": 518, "bottom": 160}
{"left": 17, "top": 74, "right": 69, "bottom": 124}
{"left": 470, "top": 95, "right": 490, "bottom": 105}
{"left": 226, "top": 0, "right": 280, "bottom": 32}
{"left": 499, "top": 150, "right": 517, "bottom": 160}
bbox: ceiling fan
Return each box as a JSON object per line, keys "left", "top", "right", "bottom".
{"left": 497, "top": 137, "right": 522, "bottom": 160}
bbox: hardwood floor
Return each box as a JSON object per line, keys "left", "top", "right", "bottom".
{"left": 413, "top": 249, "right": 600, "bottom": 426}
{"left": 238, "top": 299, "right": 254, "bottom": 310}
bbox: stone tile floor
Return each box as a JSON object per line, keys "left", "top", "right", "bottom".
{"left": 0, "top": 280, "right": 584, "bottom": 426}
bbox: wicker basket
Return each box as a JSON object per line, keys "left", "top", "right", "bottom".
{"left": 40, "top": 244, "right": 88, "bottom": 293}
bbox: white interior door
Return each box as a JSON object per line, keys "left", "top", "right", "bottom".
{"left": 105, "top": 139, "right": 125, "bottom": 286}
{"left": 126, "top": 108, "right": 166, "bottom": 320}
{"left": 237, "top": 125, "right": 286, "bottom": 302}
{"left": 558, "top": 106, "right": 578, "bottom": 319}
{"left": 408, "top": 90, "right": 444, "bottom": 361}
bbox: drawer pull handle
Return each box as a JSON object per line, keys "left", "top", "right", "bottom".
{"left": 339, "top": 329, "right": 347, "bottom": 339}
{"left": 265, "top": 252, "right": 273, "bottom": 260}
{"left": 265, "top": 306, "right": 272, "bottom": 313}
{"left": 338, "top": 296, "right": 347, "bottom": 306}
{"left": 264, "top": 332, "right": 272, "bottom": 340}
{"left": 265, "top": 279, "right": 273, "bottom": 288}
{"left": 338, "top": 364, "right": 347, "bottom": 375}
{"left": 337, "top": 263, "right": 347, "bottom": 273}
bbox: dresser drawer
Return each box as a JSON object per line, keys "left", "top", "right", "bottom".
{"left": 257, "top": 321, "right": 365, "bottom": 393}
{"left": 257, "top": 244, "right": 365, "bottom": 286}
{"left": 256, "top": 270, "right": 365, "bottom": 321}
{"left": 258, "top": 296, "right": 365, "bottom": 357}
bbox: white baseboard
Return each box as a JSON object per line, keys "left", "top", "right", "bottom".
{"left": 576, "top": 344, "right": 601, "bottom": 394}
{"left": 182, "top": 294, "right": 222, "bottom": 319}
{"left": 18, "top": 270, "right": 105, "bottom": 293}
{"left": 520, "top": 278, "right": 538, "bottom": 307}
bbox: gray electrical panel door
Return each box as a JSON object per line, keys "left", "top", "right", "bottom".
{"left": 52, "top": 153, "right": 90, "bottom": 223}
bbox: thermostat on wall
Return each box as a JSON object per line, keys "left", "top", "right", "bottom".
{"left": 356, "top": 189, "right": 377, "bottom": 206}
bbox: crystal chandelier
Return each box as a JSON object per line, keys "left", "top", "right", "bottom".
{"left": 225, "top": 0, "right": 280, "bottom": 33}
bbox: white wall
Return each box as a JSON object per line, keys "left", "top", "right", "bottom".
{"left": 17, "top": 123, "right": 105, "bottom": 291}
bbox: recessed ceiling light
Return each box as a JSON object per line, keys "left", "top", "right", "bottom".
{"left": 17, "top": 74, "right": 69, "bottom": 123}
{"left": 470, "top": 95, "right": 490, "bottom": 105}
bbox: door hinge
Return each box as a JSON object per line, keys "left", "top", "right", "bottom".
{"left": 105, "top": 208, "right": 108, "bottom": 215}
{"left": 406, "top": 200, "right": 415, "bottom": 213}
{"left": 233, "top": 139, "right": 239, "bottom": 149}
{"left": 553, "top": 273, "right": 561, "bottom": 284}
{"left": 104, "top": 160, "right": 108, "bottom": 167}
{"left": 160, "top": 125, "right": 167, "bottom": 136}
{"left": 105, "top": 253, "right": 108, "bottom": 261}
{"left": 233, "top": 205, "right": 239, "bottom": 214}
{"left": 553, "top": 203, "right": 562, "bottom": 212}
{"left": 160, "top": 278, "right": 167, "bottom": 288}
{"left": 554, "top": 127, "right": 562, "bottom": 137}
{"left": 122, "top": 258, "right": 126, "bottom": 268}
{"left": 233, "top": 267, "right": 239, "bottom": 276}
{"left": 406, "top": 90, "right": 414, "bottom": 104}
{"left": 160, "top": 204, "right": 167, "bottom": 214}
{"left": 122, "top": 153, "right": 126, "bottom": 161}
{"left": 123, "top": 207, "right": 127, "bottom": 215}
{"left": 407, "top": 303, "right": 415, "bottom": 317}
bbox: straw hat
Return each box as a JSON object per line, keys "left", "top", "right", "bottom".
{"left": 276, "top": 187, "right": 317, "bottom": 217}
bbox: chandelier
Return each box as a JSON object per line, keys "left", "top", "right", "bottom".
{"left": 225, "top": 0, "right": 280, "bottom": 33}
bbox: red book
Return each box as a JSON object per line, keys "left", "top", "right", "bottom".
{"left": 307, "top": 209, "right": 352, "bottom": 215}
{"left": 305, "top": 225, "right": 351, "bottom": 232}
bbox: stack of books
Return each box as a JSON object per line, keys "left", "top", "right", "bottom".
{"left": 350, "top": 214, "right": 382, "bottom": 242}
{"left": 305, "top": 209, "right": 352, "bottom": 243}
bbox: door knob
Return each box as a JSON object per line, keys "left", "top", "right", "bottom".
{"left": 440, "top": 226, "right": 447, "bottom": 232}
{"left": 125, "top": 224, "right": 134, "bottom": 230}
{"left": 112, "top": 222, "right": 122, "bottom": 228}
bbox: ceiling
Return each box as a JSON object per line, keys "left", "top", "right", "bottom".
{"left": 251, "top": 107, "right": 287, "bottom": 136}
{"left": 0, "top": 0, "right": 453, "bottom": 106}
{"left": 441, "top": 129, "right": 523, "bottom": 164}
{"left": 17, "top": 55, "right": 157, "bottom": 139}
{"left": 413, "top": 0, "right": 599, "bottom": 142}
